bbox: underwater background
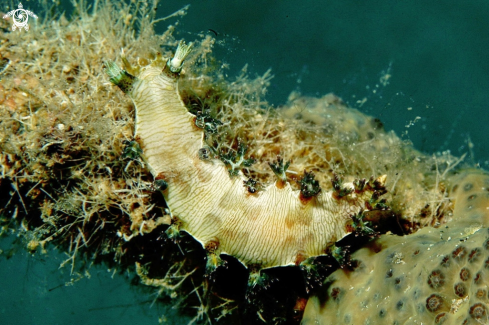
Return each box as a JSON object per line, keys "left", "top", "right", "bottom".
{"left": 1, "top": 0, "right": 488, "bottom": 323}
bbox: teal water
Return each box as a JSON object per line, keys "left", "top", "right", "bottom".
{"left": 159, "top": 0, "right": 489, "bottom": 164}
{"left": 0, "top": 236, "right": 189, "bottom": 324}
{"left": 2, "top": 1, "right": 489, "bottom": 324}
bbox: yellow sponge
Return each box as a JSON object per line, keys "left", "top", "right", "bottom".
{"left": 303, "top": 169, "right": 489, "bottom": 324}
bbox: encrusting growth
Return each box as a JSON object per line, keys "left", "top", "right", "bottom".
{"left": 105, "top": 41, "right": 388, "bottom": 270}
{"left": 303, "top": 169, "right": 489, "bottom": 324}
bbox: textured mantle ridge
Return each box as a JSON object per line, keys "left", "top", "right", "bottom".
{"left": 106, "top": 49, "right": 387, "bottom": 269}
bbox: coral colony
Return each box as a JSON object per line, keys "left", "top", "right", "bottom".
{"left": 1, "top": 1, "right": 488, "bottom": 324}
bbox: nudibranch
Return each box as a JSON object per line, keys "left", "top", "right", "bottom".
{"left": 105, "top": 41, "right": 388, "bottom": 273}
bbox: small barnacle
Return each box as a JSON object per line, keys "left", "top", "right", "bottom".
{"left": 244, "top": 178, "right": 258, "bottom": 193}
{"left": 301, "top": 170, "right": 321, "bottom": 199}
{"left": 331, "top": 173, "right": 352, "bottom": 199}
{"left": 268, "top": 156, "right": 290, "bottom": 186}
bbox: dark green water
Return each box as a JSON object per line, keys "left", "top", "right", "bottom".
{"left": 0, "top": 236, "right": 187, "bottom": 324}
{"left": 159, "top": 0, "right": 489, "bottom": 165}
{"left": 2, "top": 1, "right": 489, "bottom": 324}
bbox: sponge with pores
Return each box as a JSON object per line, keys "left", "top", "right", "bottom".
{"left": 303, "top": 169, "right": 489, "bottom": 325}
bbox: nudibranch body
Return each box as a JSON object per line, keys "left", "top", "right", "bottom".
{"left": 106, "top": 41, "right": 388, "bottom": 270}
